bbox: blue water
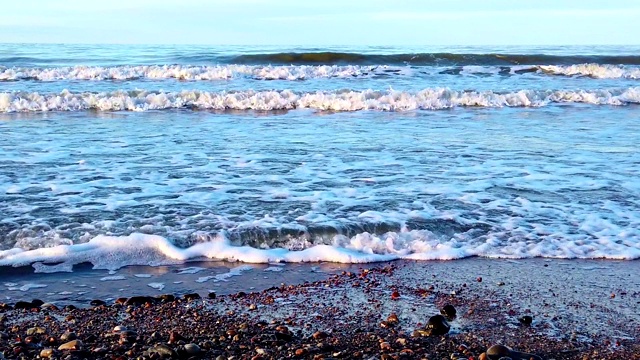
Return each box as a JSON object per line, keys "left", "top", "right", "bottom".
{"left": 0, "top": 44, "right": 639, "bottom": 271}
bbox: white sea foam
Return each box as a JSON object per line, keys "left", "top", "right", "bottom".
{"left": 1, "top": 87, "right": 639, "bottom": 113}
{"left": 2, "top": 64, "right": 639, "bottom": 82}
{"left": 0, "top": 65, "right": 409, "bottom": 81}
{"left": 540, "top": 64, "right": 640, "bottom": 79}
{"left": 0, "top": 230, "right": 637, "bottom": 273}
{"left": 147, "top": 282, "right": 165, "bottom": 290}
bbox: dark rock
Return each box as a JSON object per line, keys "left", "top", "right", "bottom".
{"left": 518, "top": 315, "right": 533, "bottom": 326}
{"left": 90, "top": 299, "right": 106, "bottom": 306}
{"left": 425, "top": 315, "right": 450, "bottom": 336}
{"left": 169, "top": 331, "right": 186, "bottom": 343}
{"left": 31, "top": 299, "right": 45, "bottom": 307}
{"left": 145, "top": 343, "right": 177, "bottom": 358}
{"left": 208, "top": 292, "right": 217, "bottom": 299}
{"left": 183, "top": 293, "right": 201, "bottom": 301}
{"left": 486, "top": 344, "right": 542, "bottom": 360}
{"left": 440, "top": 304, "right": 457, "bottom": 319}
{"left": 14, "top": 301, "right": 36, "bottom": 310}
{"left": 124, "top": 296, "right": 157, "bottom": 306}
{"left": 115, "top": 297, "right": 128, "bottom": 305}
{"left": 157, "top": 294, "right": 176, "bottom": 303}
{"left": 60, "top": 331, "right": 77, "bottom": 342}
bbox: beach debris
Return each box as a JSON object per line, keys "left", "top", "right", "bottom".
{"left": 440, "top": 304, "right": 457, "bottom": 320}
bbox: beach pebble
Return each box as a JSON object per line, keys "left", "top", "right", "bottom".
{"left": 41, "top": 303, "right": 59, "bottom": 310}
{"left": 145, "top": 343, "right": 176, "bottom": 358}
{"left": 486, "top": 344, "right": 542, "bottom": 360}
{"left": 26, "top": 326, "right": 47, "bottom": 335}
{"left": 184, "top": 293, "right": 201, "bottom": 301}
{"left": 440, "top": 304, "right": 457, "bottom": 319}
{"left": 157, "top": 294, "right": 175, "bottom": 302}
{"left": 169, "top": 330, "right": 186, "bottom": 343}
{"left": 115, "top": 297, "right": 128, "bottom": 305}
{"left": 40, "top": 348, "right": 54, "bottom": 358}
{"left": 312, "top": 331, "right": 329, "bottom": 339}
{"left": 124, "top": 295, "right": 157, "bottom": 306}
{"left": 60, "top": 331, "right": 77, "bottom": 341}
{"left": 184, "top": 343, "right": 201, "bottom": 355}
{"left": 14, "top": 301, "right": 36, "bottom": 310}
{"left": 518, "top": 315, "right": 533, "bottom": 325}
{"left": 58, "top": 339, "right": 82, "bottom": 351}
{"left": 113, "top": 325, "right": 127, "bottom": 333}
{"left": 387, "top": 313, "right": 399, "bottom": 324}
{"left": 90, "top": 299, "right": 106, "bottom": 306}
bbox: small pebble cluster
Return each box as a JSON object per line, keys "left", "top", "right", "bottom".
{"left": 0, "top": 265, "right": 637, "bottom": 359}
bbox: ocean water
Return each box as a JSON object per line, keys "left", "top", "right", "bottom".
{"left": 1, "top": 44, "right": 639, "bottom": 273}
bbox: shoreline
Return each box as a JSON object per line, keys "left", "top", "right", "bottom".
{"left": 1, "top": 258, "right": 639, "bottom": 359}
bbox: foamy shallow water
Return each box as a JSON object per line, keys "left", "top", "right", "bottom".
{"left": 0, "top": 45, "right": 639, "bottom": 272}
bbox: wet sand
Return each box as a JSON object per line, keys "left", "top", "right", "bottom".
{"left": 1, "top": 258, "right": 639, "bottom": 359}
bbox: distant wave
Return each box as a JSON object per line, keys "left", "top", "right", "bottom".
{"left": 2, "top": 63, "right": 639, "bottom": 82}
{"left": 225, "top": 52, "right": 640, "bottom": 66}
{"left": 1, "top": 88, "right": 639, "bottom": 112}
{"left": 0, "top": 64, "right": 411, "bottom": 81}
{"left": 4, "top": 52, "right": 640, "bottom": 68}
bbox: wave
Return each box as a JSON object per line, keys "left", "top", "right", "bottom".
{"left": 225, "top": 52, "right": 640, "bottom": 66}
{"left": 1, "top": 229, "right": 638, "bottom": 272}
{"left": 1, "top": 88, "right": 639, "bottom": 113}
{"left": 2, "top": 63, "right": 640, "bottom": 82}
{"left": 0, "top": 64, "right": 411, "bottom": 81}
{"left": 539, "top": 64, "right": 640, "bottom": 79}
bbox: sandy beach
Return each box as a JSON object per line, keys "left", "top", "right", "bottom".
{"left": 1, "top": 258, "right": 638, "bottom": 359}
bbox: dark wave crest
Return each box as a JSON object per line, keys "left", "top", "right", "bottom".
{"left": 226, "top": 52, "right": 640, "bottom": 66}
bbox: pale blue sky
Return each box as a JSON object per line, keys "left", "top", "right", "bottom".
{"left": 2, "top": 0, "right": 639, "bottom": 45}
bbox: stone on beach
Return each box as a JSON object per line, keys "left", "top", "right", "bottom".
{"left": 58, "top": 339, "right": 82, "bottom": 350}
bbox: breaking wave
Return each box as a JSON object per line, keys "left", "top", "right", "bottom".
{"left": 226, "top": 52, "right": 640, "bottom": 66}
{"left": 0, "top": 64, "right": 411, "bottom": 81}
{"left": 2, "top": 64, "right": 640, "bottom": 82}
{"left": 1, "top": 87, "right": 639, "bottom": 113}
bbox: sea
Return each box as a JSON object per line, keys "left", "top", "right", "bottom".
{"left": 1, "top": 44, "right": 639, "bottom": 277}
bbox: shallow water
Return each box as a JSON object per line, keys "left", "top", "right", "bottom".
{"left": 0, "top": 44, "right": 639, "bottom": 271}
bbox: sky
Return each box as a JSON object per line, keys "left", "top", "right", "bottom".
{"left": 1, "top": 0, "right": 639, "bottom": 46}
